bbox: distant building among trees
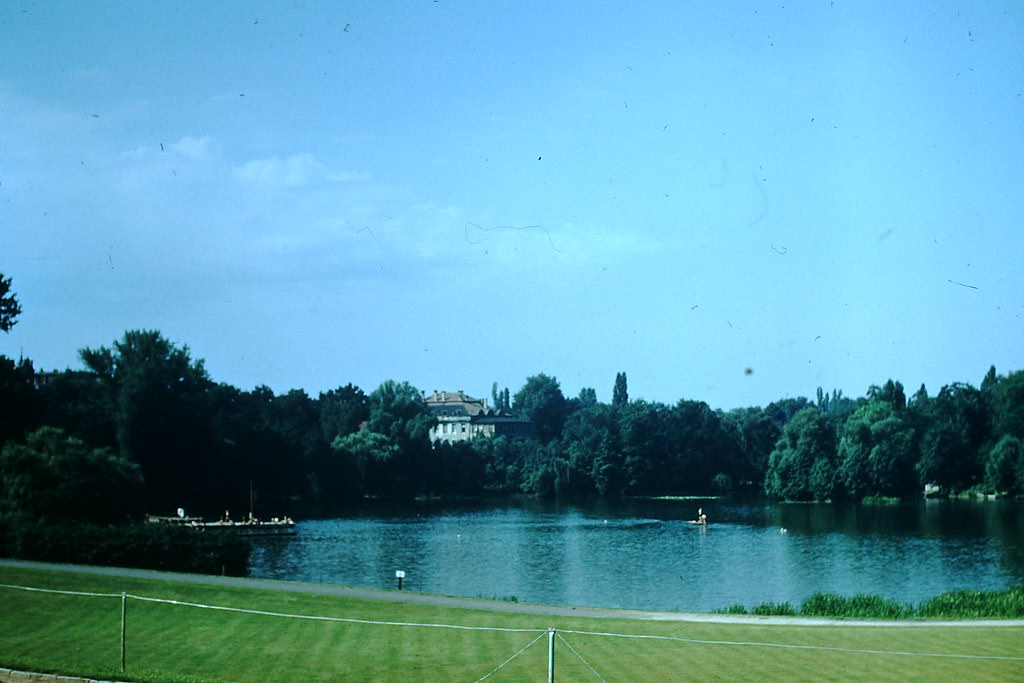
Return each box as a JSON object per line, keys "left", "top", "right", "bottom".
{"left": 424, "top": 390, "right": 535, "bottom": 444}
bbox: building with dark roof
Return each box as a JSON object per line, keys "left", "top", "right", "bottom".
{"left": 424, "top": 390, "right": 535, "bottom": 444}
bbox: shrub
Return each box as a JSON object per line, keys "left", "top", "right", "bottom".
{"left": 752, "top": 601, "right": 796, "bottom": 616}
{"left": 0, "top": 517, "right": 250, "bottom": 576}
{"left": 722, "top": 604, "right": 748, "bottom": 615}
{"left": 800, "top": 592, "right": 847, "bottom": 617}
{"left": 917, "top": 588, "right": 1024, "bottom": 619}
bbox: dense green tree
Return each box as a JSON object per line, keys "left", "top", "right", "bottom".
{"left": 668, "top": 399, "right": 726, "bottom": 493}
{"left": 612, "top": 372, "right": 629, "bottom": 406}
{"left": 765, "top": 407, "right": 837, "bottom": 501}
{"left": 836, "top": 402, "right": 917, "bottom": 499}
{"left": 0, "top": 426, "right": 143, "bottom": 523}
{"left": 916, "top": 383, "right": 988, "bottom": 493}
{"left": 431, "top": 440, "right": 486, "bottom": 495}
{"left": 985, "top": 434, "right": 1024, "bottom": 496}
{"left": 720, "top": 407, "right": 780, "bottom": 489}
{"left": 561, "top": 403, "right": 622, "bottom": 494}
{"left": 332, "top": 427, "right": 401, "bottom": 497}
{"left": 490, "top": 383, "right": 512, "bottom": 411}
{"left": 337, "top": 380, "right": 436, "bottom": 497}
{"left": 867, "top": 380, "right": 907, "bottom": 411}
{"left": 986, "top": 370, "right": 1024, "bottom": 440}
{"left": 513, "top": 374, "right": 568, "bottom": 442}
{"left": 36, "top": 370, "right": 116, "bottom": 450}
{"left": 0, "top": 356, "right": 40, "bottom": 451}
{"left": 576, "top": 387, "right": 598, "bottom": 409}
{"left": 617, "top": 400, "right": 674, "bottom": 494}
{"left": 366, "top": 380, "right": 434, "bottom": 449}
{"left": 472, "top": 435, "right": 529, "bottom": 492}
{"left": 0, "top": 273, "right": 21, "bottom": 332}
{"left": 765, "top": 397, "right": 813, "bottom": 430}
{"left": 79, "top": 330, "right": 216, "bottom": 513}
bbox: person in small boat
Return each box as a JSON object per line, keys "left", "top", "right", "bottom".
{"left": 697, "top": 508, "right": 708, "bottom": 525}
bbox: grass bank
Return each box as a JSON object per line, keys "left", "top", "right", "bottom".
{"left": 720, "top": 587, "right": 1024, "bottom": 620}
{"left": 0, "top": 565, "right": 1021, "bottom": 682}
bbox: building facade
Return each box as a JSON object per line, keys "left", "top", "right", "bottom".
{"left": 424, "top": 390, "right": 535, "bottom": 444}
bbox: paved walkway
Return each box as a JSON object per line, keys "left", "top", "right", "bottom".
{"left": 3, "top": 559, "right": 1022, "bottom": 627}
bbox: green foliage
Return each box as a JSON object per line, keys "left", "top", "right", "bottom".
{"left": 5, "top": 322, "right": 1024, "bottom": 511}
{"left": 751, "top": 601, "right": 796, "bottom": 616}
{"left": 0, "top": 519, "right": 250, "bottom": 575}
{"left": 0, "top": 356, "right": 40, "bottom": 451}
{"left": 366, "top": 380, "right": 435, "bottom": 450}
{"left": 916, "top": 383, "right": 989, "bottom": 493}
{"left": 866, "top": 379, "right": 907, "bottom": 411}
{"left": 513, "top": 373, "right": 568, "bottom": 442}
{"left": 985, "top": 435, "right": 1024, "bottom": 496}
{"left": 764, "top": 408, "right": 836, "bottom": 501}
{"left": 720, "top": 604, "right": 749, "bottom": 614}
{"left": 0, "top": 426, "right": 143, "bottom": 524}
{"left": 800, "top": 593, "right": 908, "bottom": 619}
{"left": 0, "top": 273, "right": 21, "bottom": 332}
{"left": 80, "top": 330, "right": 216, "bottom": 512}
{"left": 318, "top": 383, "right": 368, "bottom": 441}
{"left": 730, "top": 588, "right": 1023, "bottom": 620}
{"left": 836, "top": 402, "right": 917, "bottom": 500}
{"left": 332, "top": 428, "right": 401, "bottom": 497}
{"left": 916, "top": 588, "right": 1024, "bottom": 619}
{"left": 986, "top": 370, "right": 1024, "bottom": 440}
{"left": 612, "top": 371, "right": 629, "bottom": 406}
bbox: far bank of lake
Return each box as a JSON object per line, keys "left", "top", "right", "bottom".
{"left": 247, "top": 497, "right": 1023, "bottom": 613}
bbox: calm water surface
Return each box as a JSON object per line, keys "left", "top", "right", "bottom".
{"left": 248, "top": 498, "right": 1024, "bottom": 613}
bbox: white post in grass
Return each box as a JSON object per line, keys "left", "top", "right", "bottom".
{"left": 120, "top": 592, "right": 127, "bottom": 672}
{"left": 548, "top": 628, "right": 555, "bottom": 683}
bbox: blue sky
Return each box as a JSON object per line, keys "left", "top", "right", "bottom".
{"left": 2, "top": 1, "right": 1022, "bottom": 410}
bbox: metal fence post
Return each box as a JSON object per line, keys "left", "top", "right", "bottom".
{"left": 120, "top": 592, "right": 127, "bottom": 673}
{"left": 548, "top": 627, "right": 555, "bottom": 683}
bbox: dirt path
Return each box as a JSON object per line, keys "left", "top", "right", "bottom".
{"left": 2, "top": 559, "right": 1021, "bottom": 628}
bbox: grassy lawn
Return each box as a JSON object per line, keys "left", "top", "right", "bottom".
{"left": 0, "top": 565, "right": 1021, "bottom": 682}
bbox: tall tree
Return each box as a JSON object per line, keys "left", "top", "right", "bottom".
{"left": 514, "top": 374, "right": 567, "bottom": 442}
{"left": 0, "top": 356, "right": 39, "bottom": 451}
{"left": 319, "top": 384, "right": 369, "bottom": 442}
{"left": 916, "top": 382, "right": 988, "bottom": 493}
{"left": 0, "top": 426, "right": 144, "bottom": 523}
{"left": 612, "top": 372, "right": 629, "bottom": 406}
{"left": 0, "top": 273, "right": 21, "bottom": 332}
{"left": 576, "top": 387, "right": 598, "bottom": 408}
{"left": 867, "top": 379, "right": 907, "bottom": 411}
{"left": 836, "top": 401, "right": 917, "bottom": 499}
{"left": 764, "top": 407, "right": 837, "bottom": 501}
{"left": 985, "top": 434, "right": 1024, "bottom": 496}
{"left": 79, "top": 330, "right": 215, "bottom": 512}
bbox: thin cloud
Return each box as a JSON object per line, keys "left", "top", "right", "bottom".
{"left": 233, "top": 153, "right": 369, "bottom": 188}
{"left": 171, "top": 136, "right": 214, "bottom": 159}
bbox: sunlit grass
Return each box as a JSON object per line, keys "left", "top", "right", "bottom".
{"left": 1, "top": 565, "right": 1021, "bottom": 682}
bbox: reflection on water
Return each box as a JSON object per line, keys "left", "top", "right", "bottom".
{"left": 248, "top": 498, "right": 1023, "bottom": 613}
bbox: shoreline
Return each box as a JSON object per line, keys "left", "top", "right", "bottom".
{"left": 2, "top": 559, "right": 1021, "bottom": 627}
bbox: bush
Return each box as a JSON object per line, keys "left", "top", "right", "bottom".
{"left": 801, "top": 592, "right": 907, "bottom": 619}
{"left": 721, "top": 604, "right": 748, "bottom": 615}
{"left": 799, "top": 592, "right": 847, "bottom": 617}
{"left": 917, "top": 588, "right": 1024, "bottom": 619}
{"left": 728, "top": 588, "right": 1024, "bottom": 620}
{"left": 0, "top": 517, "right": 250, "bottom": 576}
{"left": 752, "top": 601, "right": 796, "bottom": 616}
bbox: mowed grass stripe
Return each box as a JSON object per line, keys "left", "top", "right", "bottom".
{"left": 1, "top": 565, "right": 1021, "bottom": 682}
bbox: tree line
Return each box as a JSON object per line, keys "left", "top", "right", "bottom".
{"left": 2, "top": 328, "right": 1022, "bottom": 531}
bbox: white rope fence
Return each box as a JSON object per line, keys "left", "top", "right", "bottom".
{"left": 2, "top": 581, "right": 1022, "bottom": 681}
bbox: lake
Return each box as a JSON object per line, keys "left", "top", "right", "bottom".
{"left": 247, "top": 497, "right": 1024, "bottom": 613}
